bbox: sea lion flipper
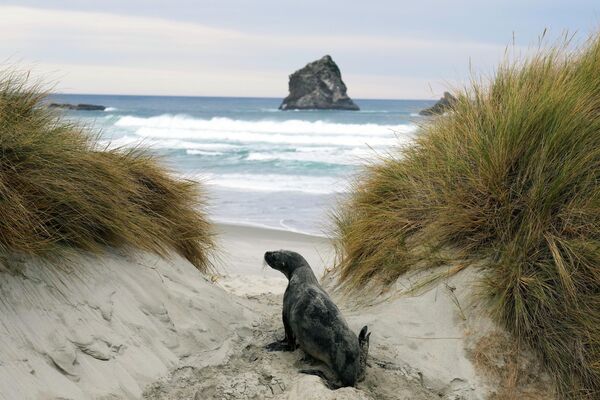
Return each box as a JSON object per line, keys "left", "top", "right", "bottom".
{"left": 266, "top": 305, "right": 297, "bottom": 352}
{"left": 299, "top": 369, "right": 341, "bottom": 390}
{"left": 265, "top": 339, "right": 294, "bottom": 352}
{"left": 283, "top": 309, "right": 296, "bottom": 350}
{"left": 358, "top": 325, "right": 368, "bottom": 341}
{"left": 358, "top": 325, "right": 371, "bottom": 382}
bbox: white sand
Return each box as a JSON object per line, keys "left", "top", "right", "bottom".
{"left": 0, "top": 249, "right": 256, "bottom": 399}
{"left": 212, "top": 223, "right": 335, "bottom": 296}
{"left": 0, "top": 223, "right": 515, "bottom": 399}
{"left": 146, "top": 224, "right": 494, "bottom": 400}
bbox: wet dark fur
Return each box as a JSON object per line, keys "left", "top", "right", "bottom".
{"left": 264, "top": 250, "right": 370, "bottom": 387}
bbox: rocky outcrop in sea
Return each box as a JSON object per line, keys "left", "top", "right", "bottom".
{"left": 280, "top": 55, "right": 359, "bottom": 111}
{"left": 419, "top": 92, "right": 457, "bottom": 116}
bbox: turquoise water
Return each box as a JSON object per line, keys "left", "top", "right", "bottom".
{"left": 50, "top": 94, "right": 433, "bottom": 235}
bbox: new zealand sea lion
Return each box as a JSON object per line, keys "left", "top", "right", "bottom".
{"left": 264, "top": 250, "right": 370, "bottom": 387}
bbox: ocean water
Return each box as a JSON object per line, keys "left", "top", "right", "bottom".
{"left": 49, "top": 94, "right": 434, "bottom": 235}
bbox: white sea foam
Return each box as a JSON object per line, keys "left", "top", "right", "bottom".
{"left": 198, "top": 173, "right": 350, "bottom": 194}
{"left": 245, "top": 147, "right": 374, "bottom": 165}
{"left": 104, "top": 107, "right": 118, "bottom": 112}
{"left": 99, "top": 114, "right": 415, "bottom": 195}
{"left": 115, "top": 114, "right": 417, "bottom": 137}
{"left": 110, "top": 114, "right": 418, "bottom": 150}
{"left": 101, "top": 113, "right": 411, "bottom": 167}
{"left": 99, "top": 136, "right": 372, "bottom": 165}
{"left": 134, "top": 128, "right": 399, "bottom": 146}
{"left": 99, "top": 136, "right": 242, "bottom": 152}
{"left": 186, "top": 150, "right": 224, "bottom": 156}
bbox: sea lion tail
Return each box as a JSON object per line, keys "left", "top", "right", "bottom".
{"left": 358, "top": 325, "right": 371, "bottom": 382}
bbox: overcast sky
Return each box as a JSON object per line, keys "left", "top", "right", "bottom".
{"left": 1, "top": 1, "right": 598, "bottom": 98}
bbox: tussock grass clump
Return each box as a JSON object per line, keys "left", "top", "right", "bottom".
{"left": 469, "top": 332, "right": 555, "bottom": 399}
{"left": 334, "top": 36, "right": 600, "bottom": 399}
{"left": 0, "top": 72, "right": 214, "bottom": 270}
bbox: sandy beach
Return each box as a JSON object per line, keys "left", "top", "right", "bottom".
{"left": 143, "top": 224, "right": 499, "bottom": 400}
{"left": 212, "top": 223, "right": 335, "bottom": 295}
{"left": 0, "top": 222, "right": 551, "bottom": 399}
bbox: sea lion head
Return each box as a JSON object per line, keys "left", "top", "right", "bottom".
{"left": 264, "top": 250, "right": 308, "bottom": 279}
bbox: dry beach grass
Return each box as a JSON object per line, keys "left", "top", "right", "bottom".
{"left": 333, "top": 35, "right": 600, "bottom": 398}
{"left": 0, "top": 71, "right": 214, "bottom": 270}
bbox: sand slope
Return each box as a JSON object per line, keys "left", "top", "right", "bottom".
{"left": 0, "top": 250, "right": 256, "bottom": 399}
{"left": 144, "top": 289, "right": 439, "bottom": 400}
{"left": 0, "top": 224, "right": 551, "bottom": 399}
{"left": 144, "top": 225, "right": 492, "bottom": 400}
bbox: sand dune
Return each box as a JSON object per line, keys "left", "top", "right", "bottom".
{"left": 146, "top": 224, "right": 496, "bottom": 400}
{"left": 0, "top": 249, "right": 255, "bottom": 399}
{"left": 0, "top": 224, "right": 549, "bottom": 399}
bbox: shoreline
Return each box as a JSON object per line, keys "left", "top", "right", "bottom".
{"left": 214, "top": 221, "right": 331, "bottom": 241}
{"left": 212, "top": 222, "right": 335, "bottom": 296}
{"left": 213, "top": 218, "right": 332, "bottom": 238}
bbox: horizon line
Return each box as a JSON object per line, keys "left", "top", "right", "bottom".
{"left": 51, "top": 92, "right": 440, "bottom": 102}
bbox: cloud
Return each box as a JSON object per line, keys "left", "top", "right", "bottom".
{"left": 0, "top": 5, "right": 516, "bottom": 98}
{"left": 25, "top": 62, "right": 287, "bottom": 97}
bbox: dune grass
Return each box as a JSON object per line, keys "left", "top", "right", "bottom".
{"left": 0, "top": 71, "right": 214, "bottom": 270}
{"left": 333, "top": 36, "right": 600, "bottom": 399}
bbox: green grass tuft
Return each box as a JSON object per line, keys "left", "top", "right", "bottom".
{"left": 0, "top": 70, "right": 214, "bottom": 270}
{"left": 333, "top": 36, "right": 600, "bottom": 399}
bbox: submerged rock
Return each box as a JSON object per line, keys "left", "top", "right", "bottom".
{"left": 280, "top": 55, "right": 359, "bottom": 111}
{"left": 419, "top": 92, "right": 457, "bottom": 116}
{"left": 48, "top": 103, "right": 106, "bottom": 111}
